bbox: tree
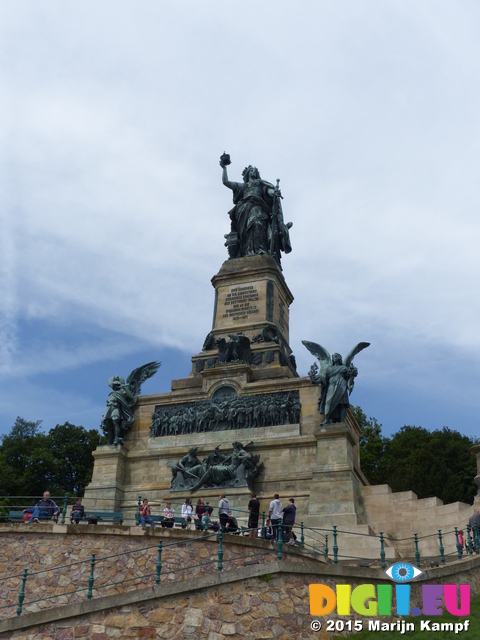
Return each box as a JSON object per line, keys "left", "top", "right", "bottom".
{"left": 382, "top": 426, "right": 478, "bottom": 505}
{"left": 44, "top": 423, "right": 101, "bottom": 494}
{"left": 352, "top": 406, "right": 478, "bottom": 505}
{"left": 0, "top": 418, "right": 49, "bottom": 496}
{"left": 352, "top": 406, "right": 387, "bottom": 485}
{"left": 0, "top": 418, "right": 101, "bottom": 497}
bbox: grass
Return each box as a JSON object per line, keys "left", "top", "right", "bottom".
{"left": 332, "top": 596, "right": 480, "bottom": 639}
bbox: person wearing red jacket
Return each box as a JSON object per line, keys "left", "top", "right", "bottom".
{"left": 140, "top": 499, "right": 155, "bottom": 530}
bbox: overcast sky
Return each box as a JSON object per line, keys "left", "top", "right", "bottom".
{"left": 1, "top": 1, "right": 480, "bottom": 439}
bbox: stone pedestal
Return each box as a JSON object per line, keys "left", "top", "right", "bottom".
{"left": 83, "top": 445, "right": 129, "bottom": 511}
{"left": 307, "top": 422, "right": 366, "bottom": 527}
{"left": 211, "top": 255, "right": 293, "bottom": 346}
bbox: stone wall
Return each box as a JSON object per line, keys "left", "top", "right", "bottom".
{"left": 2, "top": 550, "right": 480, "bottom": 640}
{"left": 0, "top": 524, "right": 290, "bottom": 621}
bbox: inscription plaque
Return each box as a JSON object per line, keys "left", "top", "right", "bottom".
{"left": 222, "top": 285, "right": 260, "bottom": 321}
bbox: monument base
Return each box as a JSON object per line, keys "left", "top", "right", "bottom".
{"left": 83, "top": 444, "right": 128, "bottom": 511}
{"left": 85, "top": 256, "right": 369, "bottom": 527}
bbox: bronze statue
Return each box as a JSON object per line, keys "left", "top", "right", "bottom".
{"left": 190, "top": 441, "right": 250, "bottom": 491}
{"left": 167, "top": 441, "right": 262, "bottom": 491}
{"left": 220, "top": 153, "right": 292, "bottom": 266}
{"left": 302, "top": 341, "right": 370, "bottom": 425}
{"left": 168, "top": 447, "right": 207, "bottom": 491}
{"left": 216, "top": 333, "right": 251, "bottom": 365}
{"left": 101, "top": 361, "right": 161, "bottom": 445}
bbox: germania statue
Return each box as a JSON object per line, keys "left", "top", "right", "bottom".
{"left": 219, "top": 153, "right": 292, "bottom": 267}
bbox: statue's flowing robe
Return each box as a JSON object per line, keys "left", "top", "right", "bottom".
{"left": 228, "top": 180, "right": 291, "bottom": 258}
{"left": 102, "top": 388, "right": 136, "bottom": 430}
{"left": 318, "top": 364, "right": 350, "bottom": 418}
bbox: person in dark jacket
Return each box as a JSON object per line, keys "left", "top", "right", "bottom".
{"left": 70, "top": 498, "right": 85, "bottom": 524}
{"left": 282, "top": 498, "right": 296, "bottom": 545}
{"left": 28, "top": 491, "right": 60, "bottom": 523}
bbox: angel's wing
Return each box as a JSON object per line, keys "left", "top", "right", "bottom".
{"left": 126, "top": 361, "right": 161, "bottom": 396}
{"left": 301, "top": 340, "right": 331, "bottom": 371}
{"left": 344, "top": 342, "right": 370, "bottom": 368}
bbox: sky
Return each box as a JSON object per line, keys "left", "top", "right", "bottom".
{"left": 1, "top": 1, "right": 480, "bottom": 440}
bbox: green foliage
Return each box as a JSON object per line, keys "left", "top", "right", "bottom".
{"left": 0, "top": 498, "right": 9, "bottom": 518}
{"left": 0, "top": 417, "right": 101, "bottom": 497}
{"left": 259, "top": 573, "right": 273, "bottom": 582}
{"left": 351, "top": 406, "right": 387, "bottom": 485}
{"left": 353, "top": 406, "right": 478, "bottom": 505}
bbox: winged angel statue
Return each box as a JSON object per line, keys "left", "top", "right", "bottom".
{"left": 302, "top": 341, "right": 370, "bottom": 425}
{"left": 101, "top": 361, "right": 161, "bottom": 445}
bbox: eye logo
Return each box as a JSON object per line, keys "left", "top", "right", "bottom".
{"left": 385, "top": 562, "right": 423, "bottom": 582}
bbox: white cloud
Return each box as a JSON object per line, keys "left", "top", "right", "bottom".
{"left": 1, "top": 1, "right": 480, "bottom": 435}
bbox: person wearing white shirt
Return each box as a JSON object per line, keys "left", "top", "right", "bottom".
{"left": 181, "top": 497, "right": 194, "bottom": 526}
{"left": 268, "top": 494, "right": 283, "bottom": 541}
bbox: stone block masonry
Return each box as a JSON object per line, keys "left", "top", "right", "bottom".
{"left": 2, "top": 537, "right": 480, "bottom": 639}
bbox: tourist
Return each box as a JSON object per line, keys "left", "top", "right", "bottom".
{"left": 225, "top": 510, "right": 239, "bottom": 534}
{"left": 162, "top": 502, "right": 175, "bottom": 528}
{"left": 181, "top": 497, "right": 194, "bottom": 525}
{"left": 469, "top": 508, "right": 480, "bottom": 552}
{"left": 28, "top": 491, "right": 60, "bottom": 524}
{"left": 218, "top": 493, "right": 229, "bottom": 531}
{"left": 140, "top": 498, "right": 155, "bottom": 530}
{"left": 268, "top": 494, "right": 283, "bottom": 540}
{"left": 282, "top": 498, "right": 296, "bottom": 545}
{"left": 202, "top": 506, "right": 219, "bottom": 532}
{"left": 248, "top": 494, "right": 260, "bottom": 538}
{"left": 195, "top": 497, "right": 206, "bottom": 519}
{"left": 458, "top": 529, "right": 465, "bottom": 555}
{"left": 70, "top": 498, "right": 85, "bottom": 525}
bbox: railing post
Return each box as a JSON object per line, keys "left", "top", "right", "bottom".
{"left": 155, "top": 540, "right": 163, "bottom": 584}
{"left": 277, "top": 522, "right": 283, "bottom": 560}
{"left": 333, "top": 526, "right": 338, "bottom": 565}
{"left": 467, "top": 525, "right": 474, "bottom": 555}
{"left": 454, "top": 527, "right": 463, "bottom": 560}
{"left": 16, "top": 569, "right": 28, "bottom": 616}
{"left": 437, "top": 530, "right": 445, "bottom": 565}
{"left": 87, "top": 554, "right": 96, "bottom": 600}
{"left": 474, "top": 524, "right": 480, "bottom": 553}
{"left": 380, "top": 532, "right": 386, "bottom": 569}
{"left": 61, "top": 494, "right": 68, "bottom": 525}
{"left": 324, "top": 534, "right": 329, "bottom": 559}
{"left": 205, "top": 503, "right": 209, "bottom": 531}
{"left": 300, "top": 522, "right": 305, "bottom": 548}
{"left": 135, "top": 496, "right": 141, "bottom": 526}
{"left": 414, "top": 533, "right": 420, "bottom": 567}
{"left": 261, "top": 511, "right": 266, "bottom": 539}
{"left": 218, "top": 530, "right": 224, "bottom": 572}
